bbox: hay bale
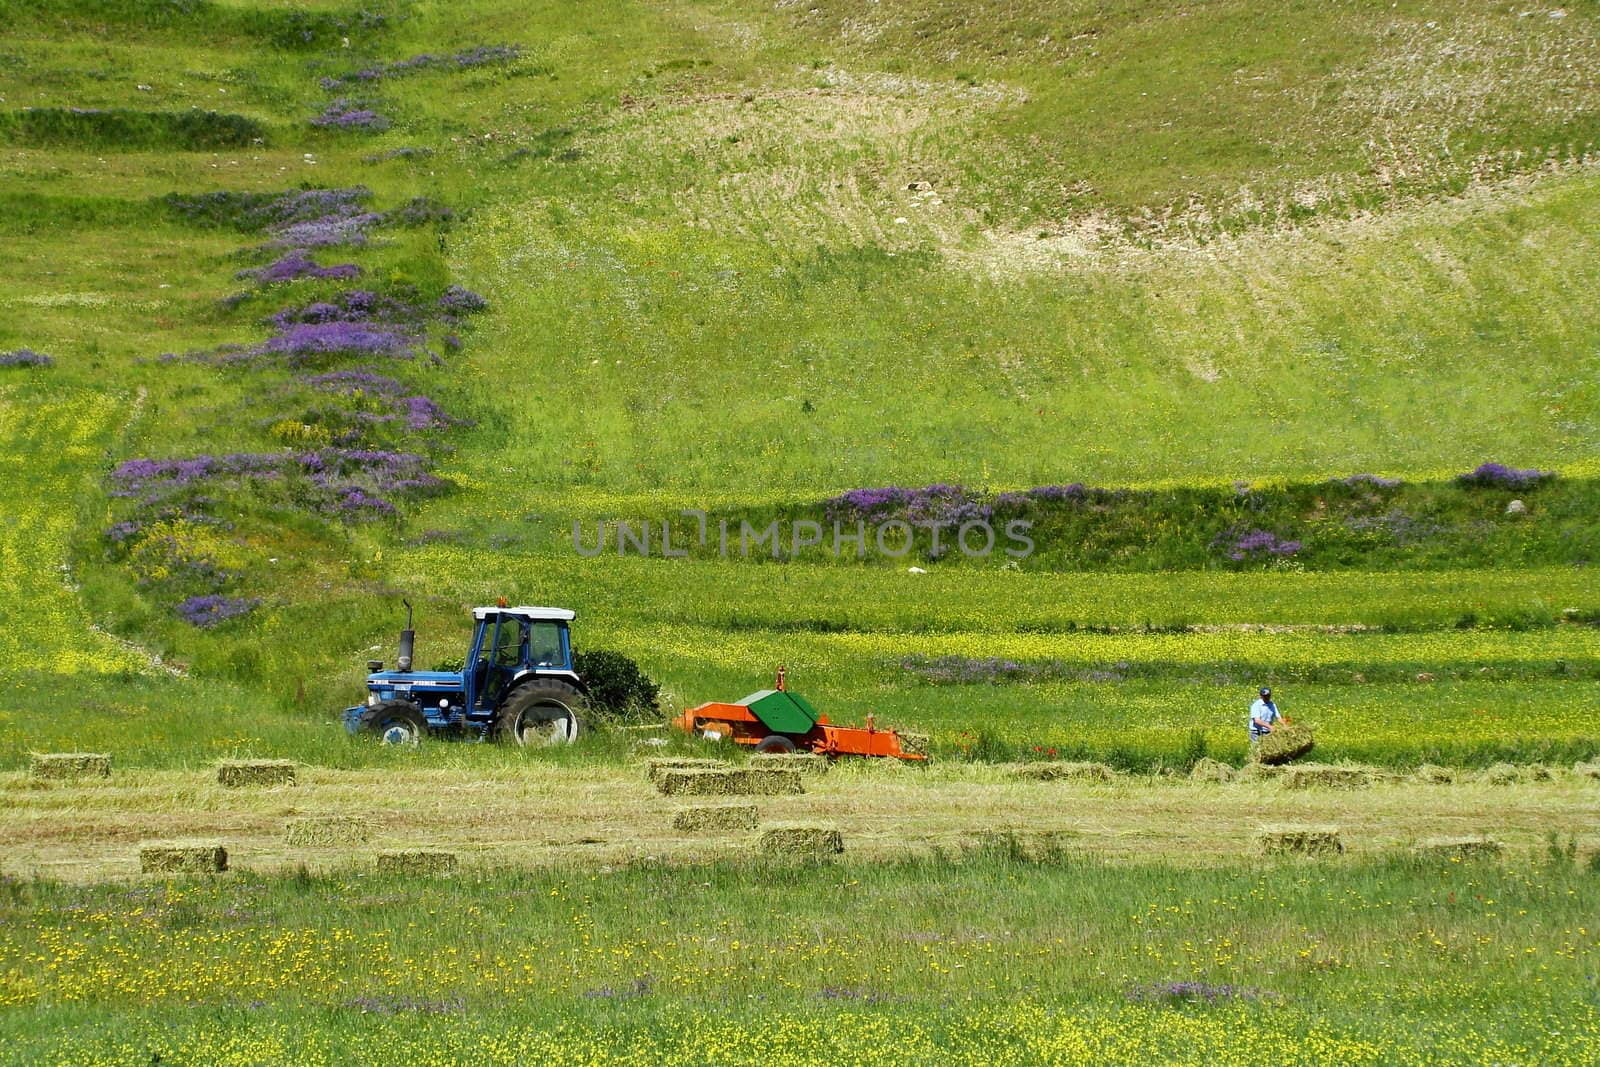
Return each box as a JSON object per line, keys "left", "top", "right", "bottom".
{"left": 1413, "top": 764, "right": 1456, "bottom": 784}
{"left": 1255, "top": 825, "right": 1343, "bottom": 857}
{"left": 29, "top": 753, "right": 111, "bottom": 780}
{"left": 140, "top": 842, "right": 227, "bottom": 874}
{"left": 672, "top": 804, "right": 759, "bottom": 832}
{"left": 1011, "top": 761, "right": 1116, "bottom": 782}
{"left": 1479, "top": 763, "right": 1524, "bottom": 785}
{"left": 217, "top": 760, "right": 297, "bottom": 788}
{"left": 1573, "top": 761, "right": 1600, "bottom": 781}
{"left": 749, "top": 752, "right": 830, "bottom": 776}
{"left": 1415, "top": 836, "right": 1503, "bottom": 861}
{"left": 1279, "top": 764, "right": 1373, "bottom": 790}
{"left": 1525, "top": 764, "right": 1555, "bottom": 781}
{"left": 1253, "top": 725, "right": 1315, "bottom": 765}
{"left": 759, "top": 824, "right": 843, "bottom": 856}
{"left": 898, "top": 732, "right": 930, "bottom": 758}
{"left": 656, "top": 768, "right": 804, "bottom": 796}
{"left": 284, "top": 815, "right": 372, "bottom": 847}
{"left": 376, "top": 850, "right": 457, "bottom": 875}
{"left": 1235, "top": 761, "right": 1282, "bottom": 783}
{"left": 1189, "top": 758, "right": 1236, "bottom": 783}
{"left": 645, "top": 757, "right": 730, "bottom": 783}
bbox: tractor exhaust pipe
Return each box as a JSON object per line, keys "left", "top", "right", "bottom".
{"left": 397, "top": 598, "right": 415, "bottom": 673}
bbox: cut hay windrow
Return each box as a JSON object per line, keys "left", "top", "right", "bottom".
{"left": 376, "top": 850, "right": 457, "bottom": 875}
{"left": 645, "top": 758, "right": 730, "bottom": 784}
{"left": 1253, "top": 725, "right": 1315, "bottom": 765}
{"left": 1189, "top": 758, "right": 1235, "bottom": 783}
{"left": 1279, "top": 764, "right": 1374, "bottom": 790}
{"left": 284, "top": 814, "right": 372, "bottom": 847}
{"left": 29, "top": 752, "right": 111, "bottom": 780}
{"left": 1255, "top": 825, "right": 1344, "bottom": 857}
{"left": 1235, "top": 762, "right": 1282, "bottom": 783}
{"left": 759, "top": 824, "right": 843, "bottom": 856}
{"left": 898, "top": 733, "right": 930, "bottom": 758}
{"left": 217, "top": 760, "right": 297, "bottom": 787}
{"left": 1575, "top": 761, "right": 1600, "bottom": 781}
{"left": 1011, "top": 761, "right": 1117, "bottom": 782}
{"left": 749, "top": 752, "right": 830, "bottom": 776}
{"left": 1414, "top": 836, "right": 1503, "bottom": 861}
{"left": 140, "top": 842, "right": 228, "bottom": 874}
{"left": 1414, "top": 764, "right": 1456, "bottom": 784}
{"left": 672, "top": 804, "right": 759, "bottom": 832}
{"left": 656, "top": 768, "right": 804, "bottom": 797}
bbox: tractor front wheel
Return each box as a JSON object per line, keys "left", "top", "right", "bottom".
{"left": 360, "top": 700, "right": 427, "bottom": 745}
{"left": 755, "top": 735, "right": 797, "bottom": 754}
{"left": 496, "top": 679, "right": 586, "bottom": 746}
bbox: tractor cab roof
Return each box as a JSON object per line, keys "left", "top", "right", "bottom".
{"left": 471, "top": 605, "right": 576, "bottom": 622}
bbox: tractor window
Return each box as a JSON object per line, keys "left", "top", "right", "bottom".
{"left": 529, "top": 622, "right": 563, "bottom": 667}
{"left": 491, "top": 618, "right": 526, "bottom": 667}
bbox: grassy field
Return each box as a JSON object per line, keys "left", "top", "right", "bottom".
{"left": 2, "top": 0, "right": 1599, "bottom": 1061}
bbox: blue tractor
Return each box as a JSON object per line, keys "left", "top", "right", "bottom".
{"left": 343, "top": 601, "right": 589, "bottom": 744}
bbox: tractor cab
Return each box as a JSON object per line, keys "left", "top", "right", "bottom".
{"left": 344, "top": 604, "right": 587, "bottom": 743}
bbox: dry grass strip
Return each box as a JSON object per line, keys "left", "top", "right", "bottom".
{"left": 140, "top": 842, "right": 228, "bottom": 874}
{"left": 1011, "top": 761, "right": 1116, "bottom": 782}
{"left": 1253, "top": 725, "right": 1315, "bottom": 765}
{"left": 749, "top": 752, "right": 830, "bottom": 776}
{"left": 672, "top": 804, "right": 759, "bottom": 832}
{"left": 1279, "top": 764, "right": 1374, "bottom": 790}
{"left": 1256, "top": 825, "right": 1344, "bottom": 857}
{"left": 1414, "top": 836, "right": 1503, "bottom": 861}
{"left": 1189, "top": 758, "right": 1236, "bottom": 783}
{"left": 644, "top": 758, "right": 729, "bottom": 784}
{"left": 759, "top": 823, "right": 843, "bottom": 856}
{"left": 284, "top": 815, "right": 372, "bottom": 847}
{"left": 30, "top": 753, "right": 111, "bottom": 780}
{"left": 1413, "top": 764, "right": 1456, "bottom": 784}
{"left": 376, "top": 850, "right": 457, "bottom": 875}
{"left": 656, "top": 768, "right": 804, "bottom": 796}
{"left": 217, "top": 760, "right": 297, "bottom": 788}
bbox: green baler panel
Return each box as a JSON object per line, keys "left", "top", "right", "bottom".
{"left": 738, "top": 690, "right": 818, "bottom": 735}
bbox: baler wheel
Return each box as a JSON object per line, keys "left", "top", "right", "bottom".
{"left": 361, "top": 700, "right": 427, "bottom": 744}
{"left": 497, "top": 679, "right": 586, "bottom": 746}
{"left": 754, "top": 735, "right": 797, "bottom": 754}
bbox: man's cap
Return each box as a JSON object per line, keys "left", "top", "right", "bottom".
{"left": 1259, "top": 687, "right": 1272, "bottom": 696}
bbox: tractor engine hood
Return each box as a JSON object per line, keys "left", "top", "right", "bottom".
{"left": 366, "top": 670, "right": 464, "bottom": 689}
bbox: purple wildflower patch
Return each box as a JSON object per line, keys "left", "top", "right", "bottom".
{"left": 901, "top": 656, "right": 1027, "bottom": 684}
{"left": 1215, "top": 527, "right": 1302, "bottom": 562}
{"left": 0, "top": 348, "right": 53, "bottom": 368}
{"left": 438, "top": 285, "right": 487, "bottom": 315}
{"left": 267, "top": 212, "right": 386, "bottom": 249}
{"left": 1340, "top": 473, "right": 1403, "bottom": 489}
{"left": 300, "top": 368, "right": 407, "bottom": 395}
{"left": 824, "top": 484, "right": 992, "bottom": 526}
{"left": 237, "top": 251, "right": 362, "bottom": 284}
{"left": 310, "top": 99, "right": 391, "bottom": 132}
{"left": 320, "top": 45, "right": 522, "bottom": 88}
{"left": 175, "top": 594, "right": 260, "bottom": 628}
{"left": 265, "top": 290, "right": 425, "bottom": 330}
{"left": 1456, "top": 462, "right": 1555, "bottom": 490}
{"left": 1126, "top": 982, "right": 1275, "bottom": 1006}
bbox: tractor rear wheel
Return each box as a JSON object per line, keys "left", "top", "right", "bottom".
{"left": 755, "top": 735, "right": 797, "bottom": 754}
{"left": 496, "top": 679, "right": 586, "bottom": 746}
{"left": 360, "top": 700, "right": 427, "bottom": 744}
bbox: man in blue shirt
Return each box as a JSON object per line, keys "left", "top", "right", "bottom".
{"left": 1249, "top": 687, "right": 1286, "bottom": 741}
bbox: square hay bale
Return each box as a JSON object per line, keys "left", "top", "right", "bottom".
{"left": 29, "top": 753, "right": 111, "bottom": 780}
{"left": 749, "top": 752, "right": 830, "bottom": 776}
{"left": 1235, "top": 761, "right": 1282, "bottom": 783}
{"left": 1252, "top": 725, "right": 1315, "bottom": 765}
{"left": 1279, "top": 764, "right": 1373, "bottom": 790}
{"left": 140, "top": 842, "right": 228, "bottom": 874}
{"left": 672, "top": 804, "right": 759, "bottom": 833}
{"left": 1414, "top": 836, "right": 1503, "bottom": 861}
{"left": 656, "top": 768, "right": 804, "bottom": 797}
{"left": 1011, "top": 761, "right": 1116, "bottom": 782}
{"left": 1189, "top": 758, "right": 1236, "bottom": 783}
{"left": 1574, "top": 761, "right": 1600, "bottom": 781}
{"left": 284, "top": 815, "right": 372, "bottom": 847}
{"left": 376, "top": 850, "right": 458, "bottom": 875}
{"left": 759, "top": 824, "right": 843, "bottom": 856}
{"left": 1479, "top": 763, "right": 1525, "bottom": 785}
{"left": 645, "top": 758, "right": 730, "bottom": 783}
{"left": 217, "top": 760, "right": 297, "bottom": 788}
{"left": 1255, "top": 825, "right": 1343, "bottom": 857}
{"left": 1413, "top": 764, "right": 1456, "bottom": 784}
